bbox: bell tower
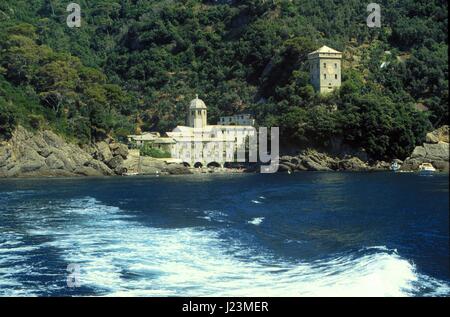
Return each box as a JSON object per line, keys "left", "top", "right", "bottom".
{"left": 188, "top": 94, "right": 207, "bottom": 129}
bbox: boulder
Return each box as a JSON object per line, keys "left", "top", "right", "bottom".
{"left": 113, "top": 144, "right": 129, "bottom": 159}
{"left": 165, "top": 164, "right": 192, "bottom": 175}
{"left": 74, "top": 166, "right": 104, "bottom": 177}
{"left": 403, "top": 126, "right": 449, "bottom": 172}
{"left": 372, "top": 160, "right": 390, "bottom": 171}
{"left": 303, "top": 158, "right": 332, "bottom": 171}
{"left": 423, "top": 143, "right": 449, "bottom": 161}
{"left": 95, "top": 141, "right": 113, "bottom": 163}
{"left": 139, "top": 157, "right": 166, "bottom": 175}
{"left": 51, "top": 148, "right": 77, "bottom": 171}
{"left": 278, "top": 163, "right": 292, "bottom": 172}
{"left": 45, "top": 154, "right": 65, "bottom": 170}
{"left": 432, "top": 160, "right": 449, "bottom": 172}
{"left": 410, "top": 146, "right": 427, "bottom": 159}
{"left": 19, "top": 161, "right": 45, "bottom": 174}
{"left": 280, "top": 156, "right": 294, "bottom": 162}
{"left": 85, "top": 160, "right": 114, "bottom": 176}
{"left": 426, "top": 125, "right": 449, "bottom": 144}
{"left": 280, "top": 161, "right": 297, "bottom": 170}
{"left": 109, "top": 143, "right": 120, "bottom": 151}
{"left": 42, "top": 130, "right": 65, "bottom": 148}
{"left": 107, "top": 155, "right": 124, "bottom": 169}
{"left": 338, "top": 157, "right": 369, "bottom": 171}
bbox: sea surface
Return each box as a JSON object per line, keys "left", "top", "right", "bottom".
{"left": 0, "top": 172, "right": 449, "bottom": 297}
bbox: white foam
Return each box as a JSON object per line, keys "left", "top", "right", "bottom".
{"left": 1, "top": 197, "right": 449, "bottom": 297}
{"left": 248, "top": 217, "right": 265, "bottom": 226}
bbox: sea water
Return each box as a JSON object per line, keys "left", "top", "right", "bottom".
{"left": 0, "top": 172, "right": 448, "bottom": 296}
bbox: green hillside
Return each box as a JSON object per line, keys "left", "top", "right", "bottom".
{"left": 0, "top": 0, "right": 448, "bottom": 159}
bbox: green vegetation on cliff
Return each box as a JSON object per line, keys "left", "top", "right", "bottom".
{"left": 0, "top": 0, "right": 447, "bottom": 160}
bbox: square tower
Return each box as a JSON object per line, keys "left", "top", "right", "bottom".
{"left": 308, "top": 46, "right": 342, "bottom": 94}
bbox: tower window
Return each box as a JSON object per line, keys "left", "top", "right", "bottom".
{"left": 323, "top": 63, "right": 326, "bottom": 68}
{"left": 335, "top": 74, "right": 338, "bottom": 79}
{"left": 324, "top": 74, "right": 327, "bottom": 79}
{"left": 334, "top": 63, "right": 337, "bottom": 69}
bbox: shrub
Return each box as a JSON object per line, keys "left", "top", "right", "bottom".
{"left": 140, "top": 144, "right": 171, "bottom": 158}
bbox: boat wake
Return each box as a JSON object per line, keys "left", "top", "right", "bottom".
{"left": 0, "top": 197, "right": 449, "bottom": 297}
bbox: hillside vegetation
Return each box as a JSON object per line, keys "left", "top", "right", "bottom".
{"left": 0, "top": 0, "right": 448, "bottom": 160}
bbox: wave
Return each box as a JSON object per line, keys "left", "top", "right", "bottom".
{"left": 1, "top": 197, "right": 449, "bottom": 297}
{"left": 248, "top": 217, "right": 265, "bottom": 226}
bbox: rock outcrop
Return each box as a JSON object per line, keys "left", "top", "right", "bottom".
{"left": 0, "top": 126, "right": 129, "bottom": 178}
{"left": 402, "top": 126, "right": 449, "bottom": 172}
{"left": 278, "top": 149, "right": 374, "bottom": 173}
{"left": 425, "top": 125, "right": 449, "bottom": 144}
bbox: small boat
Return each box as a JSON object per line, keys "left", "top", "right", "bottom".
{"left": 390, "top": 161, "right": 400, "bottom": 172}
{"left": 418, "top": 163, "right": 436, "bottom": 174}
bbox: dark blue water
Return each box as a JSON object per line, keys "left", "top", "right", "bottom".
{"left": 0, "top": 173, "right": 449, "bottom": 296}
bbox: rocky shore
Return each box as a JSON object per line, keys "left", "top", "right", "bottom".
{"left": 1, "top": 125, "right": 448, "bottom": 178}
{"left": 0, "top": 126, "right": 199, "bottom": 178}
{"left": 277, "top": 149, "right": 389, "bottom": 173}
{"left": 0, "top": 126, "right": 122, "bottom": 177}
{"left": 401, "top": 125, "right": 449, "bottom": 172}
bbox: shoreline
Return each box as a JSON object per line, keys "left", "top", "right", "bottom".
{"left": 2, "top": 126, "right": 448, "bottom": 179}
{"left": 2, "top": 169, "right": 448, "bottom": 181}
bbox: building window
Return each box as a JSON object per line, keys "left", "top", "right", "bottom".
{"left": 335, "top": 74, "right": 338, "bottom": 79}
{"left": 334, "top": 63, "right": 337, "bottom": 69}
{"left": 324, "top": 74, "right": 326, "bottom": 79}
{"left": 323, "top": 63, "right": 326, "bottom": 68}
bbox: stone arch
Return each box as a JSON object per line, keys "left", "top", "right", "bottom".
{"left": 194, "top": 162, "right": 203, "bottom": 168}
{"left": 224, "top": 162, "right": 234, "bottom": 169}
{"left": 182, "top": 162, "right": 191, "bottom": 168}
{"left": 207, "top": 162, "right": 221, "bottom": 169}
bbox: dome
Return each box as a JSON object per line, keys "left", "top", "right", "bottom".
{"left": 189, "top": 94, "right": 207, "bottom": 109}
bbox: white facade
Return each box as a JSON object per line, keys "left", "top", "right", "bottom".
{"left": 168, "top": 96, "right": 256, "bottom": 167}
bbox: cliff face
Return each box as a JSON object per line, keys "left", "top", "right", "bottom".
{"left": 0, "top": 126, "right": 127, "bottom": 178}
{"left": 402, "top": 126, "right": 449, "bottom": 172}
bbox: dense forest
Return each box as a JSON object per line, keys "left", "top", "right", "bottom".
{"left": 0, "top": 0, "right": 448, "bottom": 160}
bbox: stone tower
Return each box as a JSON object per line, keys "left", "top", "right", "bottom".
{"left": 188, "top": 94, "right": 207, "bottom": 129}
{"left": 308, "top": 46, "right": 342, "bottom": 94}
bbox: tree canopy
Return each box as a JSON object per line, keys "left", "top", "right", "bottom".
{"left": 0, "top": 0, "right": 447, "bottom": 159}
